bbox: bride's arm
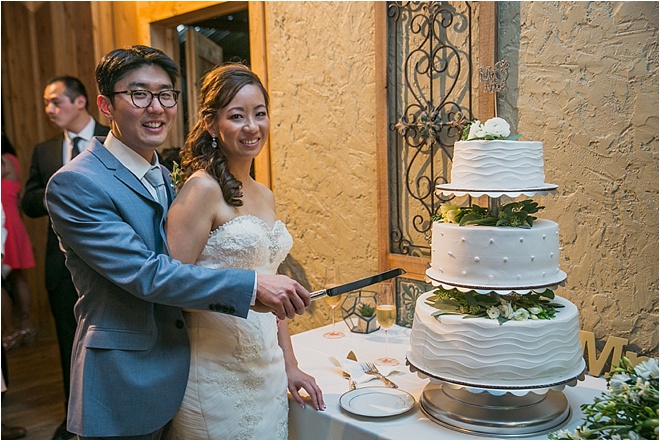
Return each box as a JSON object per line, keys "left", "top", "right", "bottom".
{"left": 165, "top": 173, "right": 222, "bottom": 264}
{"left": 277, "top": 320, "right": 325, "bottom": 411}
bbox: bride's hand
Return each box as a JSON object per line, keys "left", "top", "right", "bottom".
{"left": 286, "top": 366, "right": 325, "bottom": 411}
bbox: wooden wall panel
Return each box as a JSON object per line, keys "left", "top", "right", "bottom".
{"left": 1, "top": 1, "right": 50, "bottom": 323}
{"left": 1, "top": 2, "right": 100, "bottom": 326}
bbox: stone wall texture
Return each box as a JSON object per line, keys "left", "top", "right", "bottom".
{"left": 265, "top": 1, "right": 658, "bottom": 356}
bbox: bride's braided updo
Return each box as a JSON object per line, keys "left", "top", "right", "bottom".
{"left": 180, "top": 62, "right": 269, "bottom": 206}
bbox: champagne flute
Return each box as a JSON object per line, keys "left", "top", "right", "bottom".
{"left": 375, "top": 281, "right": 399, "bottom": 366}
{"left": 323, "top": 266, "right": 345, "bottom": 339}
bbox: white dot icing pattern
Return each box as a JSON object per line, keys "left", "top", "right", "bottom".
{"left": 429, "top": 219, "right": 564, "bottom": 288}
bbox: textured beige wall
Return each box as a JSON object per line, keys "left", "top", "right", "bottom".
{"left": 500, "top": 2, "right": 658, "bottom": 356}
{"left": 264, "top": 1, "right": 658, "bottom": 355}
{"left": 265, "top": 2, "right": 379, "bottom": 333}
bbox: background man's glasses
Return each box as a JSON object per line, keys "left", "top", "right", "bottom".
{"left": 109, "top": 90, "right": 180, "bottom": 108}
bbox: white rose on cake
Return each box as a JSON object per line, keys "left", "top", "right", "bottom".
{"left": 483, "top": 117, "right": 510, "bottom": 138}
{"left": 461, "top": 116, "right": 521, "bottom": 141}
{"left": 512, "top": 308, "right": 530, "bottom": 321}
{"left": 467, "top": 120, "right": 487, "bottom": 139}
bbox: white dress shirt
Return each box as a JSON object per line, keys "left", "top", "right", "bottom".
{"left": 63, "top": 116, "right": 96, "bottom": 164}
{"left": 103, "top": 132, "right": 161, "bottom": 201}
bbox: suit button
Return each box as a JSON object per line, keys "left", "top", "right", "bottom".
{"left": 227, "top": 307, "right": 235, "bottom": 314}
{"left": 209, "top": 304, "right": 216, "bottom": 311}
{"left": 175, "top": 320, "right": 184, "bottom": 329}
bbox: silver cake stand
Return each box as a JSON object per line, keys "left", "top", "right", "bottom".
{"left": 407, "top": 356, "right": 586, "bottom": 438}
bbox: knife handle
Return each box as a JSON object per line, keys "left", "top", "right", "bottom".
{"left": 310, "top": 289, "right": 327, "bottom": 300}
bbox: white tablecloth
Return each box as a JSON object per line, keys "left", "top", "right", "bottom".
{"left": 288, "top": 321, "right": 606, "bottom": 440}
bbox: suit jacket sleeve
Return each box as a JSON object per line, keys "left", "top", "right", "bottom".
{"left": 22, "top": 142, "right": 50, "bottom": 218}
{"left": 45, "top": 166, "right": 255, "bottom": 317}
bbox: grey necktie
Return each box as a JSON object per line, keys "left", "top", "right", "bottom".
{"left": 71, "top": 137, "right": 82, "bottom": 159}
{"left": 144, "top": 166, "right": 168, "bottom": 214}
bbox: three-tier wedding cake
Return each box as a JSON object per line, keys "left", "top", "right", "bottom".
{"left": 408, "top": 117, "right": 585, "bottom": 389}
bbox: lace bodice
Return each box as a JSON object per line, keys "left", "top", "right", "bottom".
{"left": 195, "top": 214, "right": 293, "bottom": 274}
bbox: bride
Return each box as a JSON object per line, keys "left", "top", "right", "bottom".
{"left": 165, "top": 63, "right": 325, "bottom": 439}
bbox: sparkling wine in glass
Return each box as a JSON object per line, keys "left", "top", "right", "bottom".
{"left": 375, "top": 281, "right": 399, "bottom": 366}
{"left": 323, "top": 266, "right": 345, "bottom": 339}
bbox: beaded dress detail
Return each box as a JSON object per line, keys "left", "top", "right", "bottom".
{"left": 171, "top": 215, "right": 293, "bottom": 440}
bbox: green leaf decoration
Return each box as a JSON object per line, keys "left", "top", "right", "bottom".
{"left": 436, "top": 200, "right": 544, "bottom": 228}
{"left": 427, "top": 287, "right": 562, "bottom": 324}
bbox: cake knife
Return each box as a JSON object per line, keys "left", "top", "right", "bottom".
{"left": 310, "top": 268, "right": 406, "bottom": 301}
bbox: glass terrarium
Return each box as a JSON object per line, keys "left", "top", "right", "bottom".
{"left": 341, "top": 290, "right": 380, "bottom": 334}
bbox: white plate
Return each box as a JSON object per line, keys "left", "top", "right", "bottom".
{"left": 339, "top": 387, "right": 415, "bottom": 417}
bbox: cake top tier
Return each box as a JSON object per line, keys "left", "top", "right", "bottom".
{"left": 437, "top": 117, "right": 557, "bottom": 197}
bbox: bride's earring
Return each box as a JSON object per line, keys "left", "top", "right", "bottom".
{"left": 211, "top": 136, "right": 218, "bottom": 149}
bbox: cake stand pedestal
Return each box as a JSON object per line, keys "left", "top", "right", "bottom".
{"left": 420, "top": 383, "right": 569, "bottom": 438}
{"left": 408, "top": 357, "right": 585, "bottom": 438}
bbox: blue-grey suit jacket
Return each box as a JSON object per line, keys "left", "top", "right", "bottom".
{"left": 45, "top": 138, "right": 255, "bottom": 437}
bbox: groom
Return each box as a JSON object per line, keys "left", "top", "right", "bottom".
{"left": 45, "top": 45, "right": 311, "bottom": 439}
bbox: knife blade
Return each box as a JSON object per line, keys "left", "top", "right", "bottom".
{"left": 310, "top": 268, "right": 405, "bottom": 300}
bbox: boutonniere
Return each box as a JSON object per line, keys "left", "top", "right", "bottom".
{"left": 169, "top": 161, "right": 183, "bottom": 196}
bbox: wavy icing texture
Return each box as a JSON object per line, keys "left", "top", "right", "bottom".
{"left": 428, "top": 219, "right": 566, "bottom": 289}
{"left": 409, "top": 292, "right": 585, "bottom": 387}
{"left": 451, "top": 140, "right": 545, "bottom": 190}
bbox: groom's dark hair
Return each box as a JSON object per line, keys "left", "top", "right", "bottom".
{"left": 96, "top": 45, "right": 180, "bottom": 103}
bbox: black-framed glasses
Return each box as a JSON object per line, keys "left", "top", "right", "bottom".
{"left": 109, "top": 90, "right": 180, "bottom": 108}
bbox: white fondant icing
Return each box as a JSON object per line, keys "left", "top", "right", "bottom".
{"left": 429, "top": 219, "right": 566, "bottom": 289}
{"left": 409, "top": 292, "right": 586, "bottom": 388}
{"left": 450, "top": 140, "right": 545, "bottom": 190}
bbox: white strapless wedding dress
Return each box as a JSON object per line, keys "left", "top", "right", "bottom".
{"left": 170, "top": 215, "right": 293, "bottom": 440}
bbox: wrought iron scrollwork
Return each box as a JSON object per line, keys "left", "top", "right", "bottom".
{"left": 387, "top": 1, "right": 474, "bottom": 257}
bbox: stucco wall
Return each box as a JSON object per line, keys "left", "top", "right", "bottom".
{"left": 264, "top": 1, "right": 658, "bottom": 355}
{"left": 266, "top": 2, "right": 379, "bottom": 333}
{"left": 500, "top": 1, "right": 658, "bottom": 355}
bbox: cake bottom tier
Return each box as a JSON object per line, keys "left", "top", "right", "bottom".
{"left": 409, "top": 292, "right": 585, "bottom": 389}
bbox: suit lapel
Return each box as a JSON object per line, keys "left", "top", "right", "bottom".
{"left": 87, "top": 140, "right": 171, "bottom": 256}
{"left": 52, "top": 134, "right": 66, "bottom": 168}
{"left": 87, "top": 140, "right": 154, "bottom": 204}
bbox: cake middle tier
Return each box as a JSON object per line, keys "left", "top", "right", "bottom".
{"left": 428, "top": 219, "right": 566, "bottom": 290}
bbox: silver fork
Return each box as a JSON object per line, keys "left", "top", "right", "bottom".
{"left": 360, "top": 361, "right": 398, "bottom": 388}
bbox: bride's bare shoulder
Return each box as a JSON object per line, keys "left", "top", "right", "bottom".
{"left": 180, "top": 170, "right": 221, "bottom": 195}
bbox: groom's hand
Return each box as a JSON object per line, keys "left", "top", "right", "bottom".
{"left": 255, "top": 274, "right": 311, "bottom": 320}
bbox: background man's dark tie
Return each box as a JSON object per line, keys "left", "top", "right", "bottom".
{"left": 71, "top": 137, "right": 82, "bottom": 159}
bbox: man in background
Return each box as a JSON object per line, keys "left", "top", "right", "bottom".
{"left": 21, "top": 76, "right": 109, "bottom": 440}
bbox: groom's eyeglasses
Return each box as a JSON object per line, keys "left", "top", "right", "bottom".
{"left": 109, "top": 90, "right": 180, "bottom": 108}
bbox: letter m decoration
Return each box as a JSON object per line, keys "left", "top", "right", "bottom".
{"left": 580, "top": 331, "right": 650, "bottom": 377}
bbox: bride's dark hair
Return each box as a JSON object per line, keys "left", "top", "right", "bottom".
{"left": 180, "top": 62, "right": 269, "bottom": 207}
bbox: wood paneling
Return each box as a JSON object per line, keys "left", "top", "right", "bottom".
{"left": 2, "top": 2, "right": 101, "bottom": 328}
{"left": 2, "top": 2, "right": 50, "bottom": 323}
{"left": 249, "top": 1, "right": 271, "bottom": 188}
